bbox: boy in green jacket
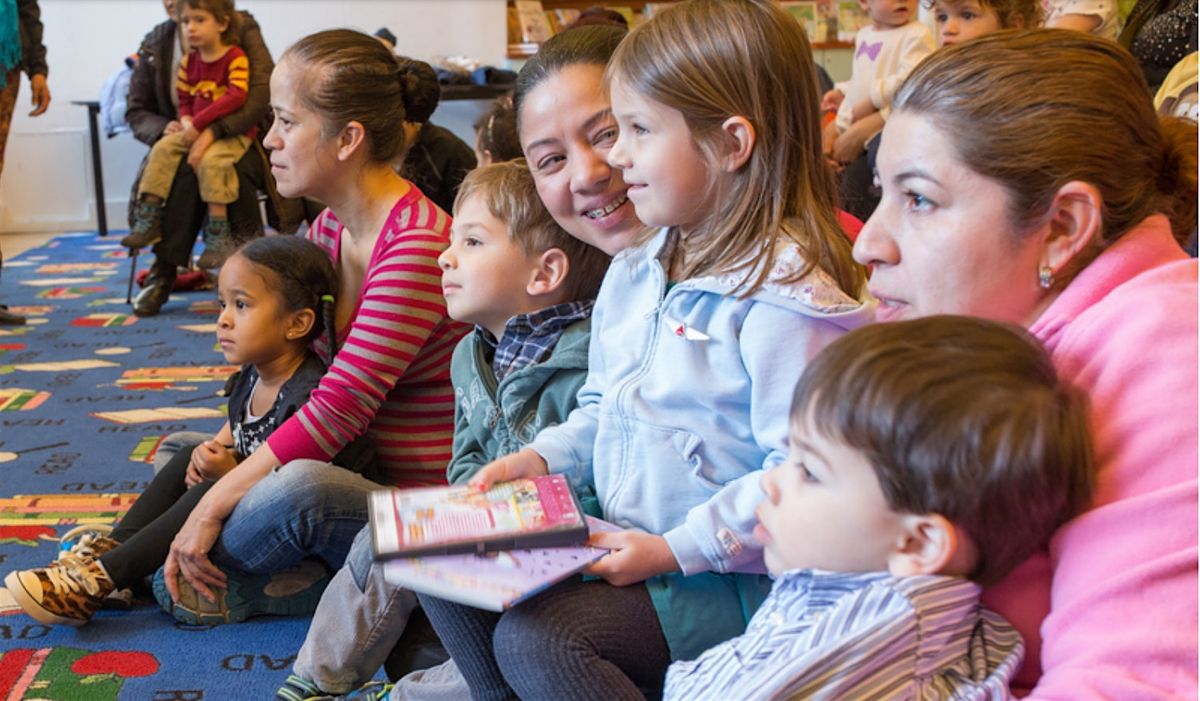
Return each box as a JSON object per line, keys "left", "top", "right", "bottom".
{"left": 276, "top": 159, "right": 611, "bottom": 700}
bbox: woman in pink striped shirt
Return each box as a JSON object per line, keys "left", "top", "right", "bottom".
{"left": 161, "top": 29, "right": 467, "bottom": 615}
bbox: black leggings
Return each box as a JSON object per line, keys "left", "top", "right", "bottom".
{"left": 99, "top": 443, "right": 210, "bottom": 588}
{"left": 419, "top": 577, "right": 672, "bottom": 701}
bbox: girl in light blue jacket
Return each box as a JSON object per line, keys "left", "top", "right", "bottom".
{"left": 419, "top": 2, "right": 875, "bottom": 698}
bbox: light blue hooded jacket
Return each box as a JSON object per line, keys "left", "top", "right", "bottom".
{"left": 528, "top": 228, "right": 875, "bottom": 659}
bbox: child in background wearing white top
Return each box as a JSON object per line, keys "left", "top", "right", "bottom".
{"left": 665, "top": 316, "right": 1095, "bottom": 700}
{"left": 821, "top": 0, "right": 935, "bottom": 165}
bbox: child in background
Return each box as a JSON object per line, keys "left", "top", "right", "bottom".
{"left": 122, "top": 0, "right": 256, "bottom": 269}
{"left": 396, "top": 57, "right": 478, "bottom": 215}
{"left": 418, "top": 1, "right": 874, "bottom": 698}
{"left": 666, "top": 316, "right": 1095, "bottom": 700}
{"left": 472, "top": 93, "right": 522, "bottom": 166}
{"left": 1045, "top": 0, "right": 1119, "bottom": 39}
{"left": 930, "top": 0, "right": 1042, "bottom": 45}
{"left": 5, "top": 236, "right": 374, "bottom": 627}
{"left": 275, "top": 159, "right": 610, "bottom": 701}
{"left": 821, "top": 0, "right": 935, "bottom": 163}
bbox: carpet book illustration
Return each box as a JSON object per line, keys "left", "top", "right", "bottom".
{"left": 0, "top": 233, "right": 314, "bottom": 700}
{"left": 382, "top": 516, "right": 618, "bottom": 611}
{"left": 369, "top": 475, "right": 588, "bottom": 559}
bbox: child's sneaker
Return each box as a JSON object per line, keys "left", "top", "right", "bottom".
{"left": 152, "top": 558, "right": 330, "bottom": 625}
{"left": 196, "top": 217, "right": 232, "bottom": 269}
{"left": 121, "top": 199, "right": 166, "bottom": 249}
{"left": 275, "top": 676, "right": 393, "bottom": 701}
{"left": 55, "top": 523, "right": 120, "bottom": 564}
{"left": 4, "top": 558, "right": 115, "bottom": 626}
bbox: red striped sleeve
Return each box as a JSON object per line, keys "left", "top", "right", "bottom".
{"left": 267, "top": 192, "right": 468, "bottom": 485}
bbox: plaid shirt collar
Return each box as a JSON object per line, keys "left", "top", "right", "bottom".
{"left": 479, "top": 300, "right": 594, "bottom": 382}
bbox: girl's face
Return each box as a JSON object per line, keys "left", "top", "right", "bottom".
{"left": 179, "top": 6, "right": 227, "bottom": 51}
{"left": 935, "top": 0, "right": 1004, "bottom": 46}
{"left": 853, "top": 112, "right": 1049, "bottom": 326}
{"left": 607, "top": 76, "right": 714, "bottom": 238}
{"left": 264, "top": 59, "right": 340, "bottom": 201}
{"left": 216, "top": 255, "right": 304, "bottom": 367}
{"left": 519, "top": 64, "right": 641, "bottom": 257}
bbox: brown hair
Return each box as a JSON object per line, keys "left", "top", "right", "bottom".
{"left": 513, "top": 25, "right": 627, "bottom": 135}
{"left": 895, "top": 29, "right": 1198, "bottom": 265}
{"left": 453, "top": 160, "right": 612, "bottom": 302}
{"left": 281, "top": 29, "right": 420, "bottom": 165}
{"left": 926, "top": 0, "right": 1042, "bottom": 31}
{"left": 606, "top": 0, "right": 864, "bottom": 298}
{"left": 180, "top": 0, "right": 241, "bottom": 45}
{"left": 473, "top": 93, "right": 522, "bottom": 163}
{"left": 793, "top": 315, "right": 1095, "bottom": 585}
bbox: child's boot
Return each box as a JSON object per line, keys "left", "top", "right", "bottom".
{"left": 121, "top": 199, "right": 166, "bottom": 249}
{"left": 196, "top": 216, "right": 232, "bottom": 269}
{"left": 4, "top": 557, "right": 116, "bottom": 626}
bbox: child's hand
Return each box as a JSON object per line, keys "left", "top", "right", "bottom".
{"left": 180, "top": 124, "right": 200, "bottom": 147}
{"left": 187, "top": 128, "right": 215, "bottom": 168}
{"left": 190, "top": 440, "right": 237, "bottom": 483}
{"left": 585, "top": 530, "right": 680, "bottom": 586}
{"left": 849, "top": 97, "right": 877, "bottom": 124}
{"left": 832, "top": 123, "right": 870, "bottom": 165}
{"left": 468, "top": 448, "right": 548, "bottom": 491}
{"left": 820, "top": 88, "right": 844, "bottom": 113}
{"left": 164, "top": 120, "right": 184, "bottom": 135}
{"left": 822, "top": 120, "right": 843, "bottom": 172}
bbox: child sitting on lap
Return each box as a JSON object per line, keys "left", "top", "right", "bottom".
{"left": 123, "top": 0, "right": 256, "bottom": 269}
{"left": 275, "top": 159, "right": 610, "bottom": 700}
{"left": 666, "top": 316, "right": 1095, "bottom": 700}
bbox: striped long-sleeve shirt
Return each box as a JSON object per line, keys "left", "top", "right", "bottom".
{"left": 176, "top": 46, "right": 253, "bottom": 136}
{"left": 265, "top": 187, "right": 468, "bottom": 487}
{"left": 664, "top": 570, "right": 1023, "bottom": 701}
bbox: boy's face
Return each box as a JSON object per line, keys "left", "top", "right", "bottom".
{"left": 439, "top": 193, "right": 545, "bottom": 338}
{"left": 180, "top": 6, "right": 228, "bottom": 51}
{"left": 864, "top": 0, "right": 916, "bottom": 28}
{"left": 755, "top": 411, "right": 908, "bottom": 577}
{"left": 934, "top": 0, "right": 1003, "bottom": 45}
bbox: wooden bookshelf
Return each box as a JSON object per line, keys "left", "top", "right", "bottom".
{"left": 506, "top": 1, "right": 852, "bottom": 58}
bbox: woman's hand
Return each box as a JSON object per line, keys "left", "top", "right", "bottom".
{"left": 28, "top": 74, "right": 50, "bottom": 117}
{"left": 467, "top": 448, "right": 548, "bottom": 491}
{"left": 187, "top": 128, "right": 215, "bottom": 168}
{"left": 585, "top": 530, "right": 680, "bottom": 587}
{"left": 191, "top": 439, "right": 237, "bottom": 483}
{"left": 163, "top": 510, "right": 228, "bottom": 603}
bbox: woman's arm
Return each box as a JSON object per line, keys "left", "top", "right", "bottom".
{"left": 17, "top": 0, "right": 47, "bottom": 79}
{"left": 126, "top": 27, "right": 172, "bottom": 146}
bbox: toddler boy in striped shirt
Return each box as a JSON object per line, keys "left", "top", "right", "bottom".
{"left": 666, "top": 316, "right": 1095, "bottom": 700}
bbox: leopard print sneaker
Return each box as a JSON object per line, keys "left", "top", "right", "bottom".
{"left": 4, "top": 558, "right": 115, "bottom": 626}
{"left": 55, "top": 524, "right": 121, "bottom": 565}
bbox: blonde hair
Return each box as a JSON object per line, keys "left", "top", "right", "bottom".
{"left": 926, "top": 0, "right": 1043, "bottom": 30}
{"left": 895, "top": 30, "right": 1198, "bottom": 262}
{"left": 607, "top": 0, "right": 865, "bottom": 298}
{"left": 453, "top": 160, "right": 611, "bottom": 302}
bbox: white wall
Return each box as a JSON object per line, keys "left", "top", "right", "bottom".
{"left": 0, "top": 0, "right": 507, "bottom": 235}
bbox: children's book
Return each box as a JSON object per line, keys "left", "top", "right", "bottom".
{"left": 368, "top": 474, "right": 589, "bottom": 559}
{"left": 514, "top": 0, "right": 553, "bottom": 43}
{"left": 781, "top": 1, "right": 821, "bottom": 42}
{"left": 382, "top": 516, "right": 620, "bottom": 611}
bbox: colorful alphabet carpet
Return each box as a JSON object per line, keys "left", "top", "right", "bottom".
{"left": 0, "top": 232, "right": 312, "bottom": 700}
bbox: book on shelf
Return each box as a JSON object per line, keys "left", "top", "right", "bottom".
{"left": 382, "top": 516, "right": 622, "bottom": 611}
{"left": 836, "top": 0, "right": 871, "bottom": 42}
{"left": 515, "top": 0, "right": 554, "bottom": 43}
{"left": 368, "top": 474, "right": 589, "bottom": 560}
{"left": 781, "top": 1, "right": 821, "bottom": 42}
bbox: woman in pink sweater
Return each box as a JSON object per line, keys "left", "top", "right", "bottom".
{"left": 160, "top": 30, "right": 466, "bottom": 613}
{"left": 854, "top": 30, "right": 1197, "bottom": 697}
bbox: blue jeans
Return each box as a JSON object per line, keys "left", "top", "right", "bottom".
{"left": 211, "top": 459, "right": 381, "bottom": 574}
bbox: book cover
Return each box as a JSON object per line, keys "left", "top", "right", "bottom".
{"left": 781, "top": 1, "right": 821, "bottom": 43}
{"left": 369, "top": 474, "right": 588, "bottom": 559}
{"left": 514, "top": 0, "right": 553, "bottom": 43}
{"left": 837, "top": 0, "right": 871, "bottom": 43}
{"left": 382, "top": 516, "right": 621, "bottom": 611}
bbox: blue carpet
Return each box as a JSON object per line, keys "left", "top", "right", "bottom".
{"left": 0, "top": 232, "right": 310, "bottom": 700}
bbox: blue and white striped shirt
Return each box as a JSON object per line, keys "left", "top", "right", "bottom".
{"left": 664, "top": 570, "right": 1023, "bottom": 701}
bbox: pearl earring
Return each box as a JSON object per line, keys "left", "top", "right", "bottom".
{"left": 1038, "top": 266, "right": 1053, "bottom": 290}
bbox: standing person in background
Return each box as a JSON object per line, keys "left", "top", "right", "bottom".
{"left": 0, "top": 0, "right": 50, "bottom": 326}
{"left": 396, "top": 57, "right": 477, "bottom": 214}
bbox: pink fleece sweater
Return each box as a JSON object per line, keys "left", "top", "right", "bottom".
{"left": 983, "top": 215, "right": 1198, "bottom": 698}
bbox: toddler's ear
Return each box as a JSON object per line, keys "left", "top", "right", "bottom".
{"left": 526, "top": 248, "right": 569, "bottom": 298}
{"left": 886, "top": 513, "right": 971, "bottom": 578}
{"left": 286, "top": 308, "right": 317, "bottom": 342}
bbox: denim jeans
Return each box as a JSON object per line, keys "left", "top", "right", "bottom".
{"left": 151, "top": 431, "right": 213, "bottom": 474}
{"left": 293, "top": 525, "right": 419, "bottom": 693}
{"left": 211, "top": 459, "right": 381, "bottom": 574}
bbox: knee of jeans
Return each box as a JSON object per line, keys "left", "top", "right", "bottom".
{"left": 238, "top": 459, "right": 332, "bottom": 512}
{"left": 345, "top": 525, "right": 375, "bottom": 591}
